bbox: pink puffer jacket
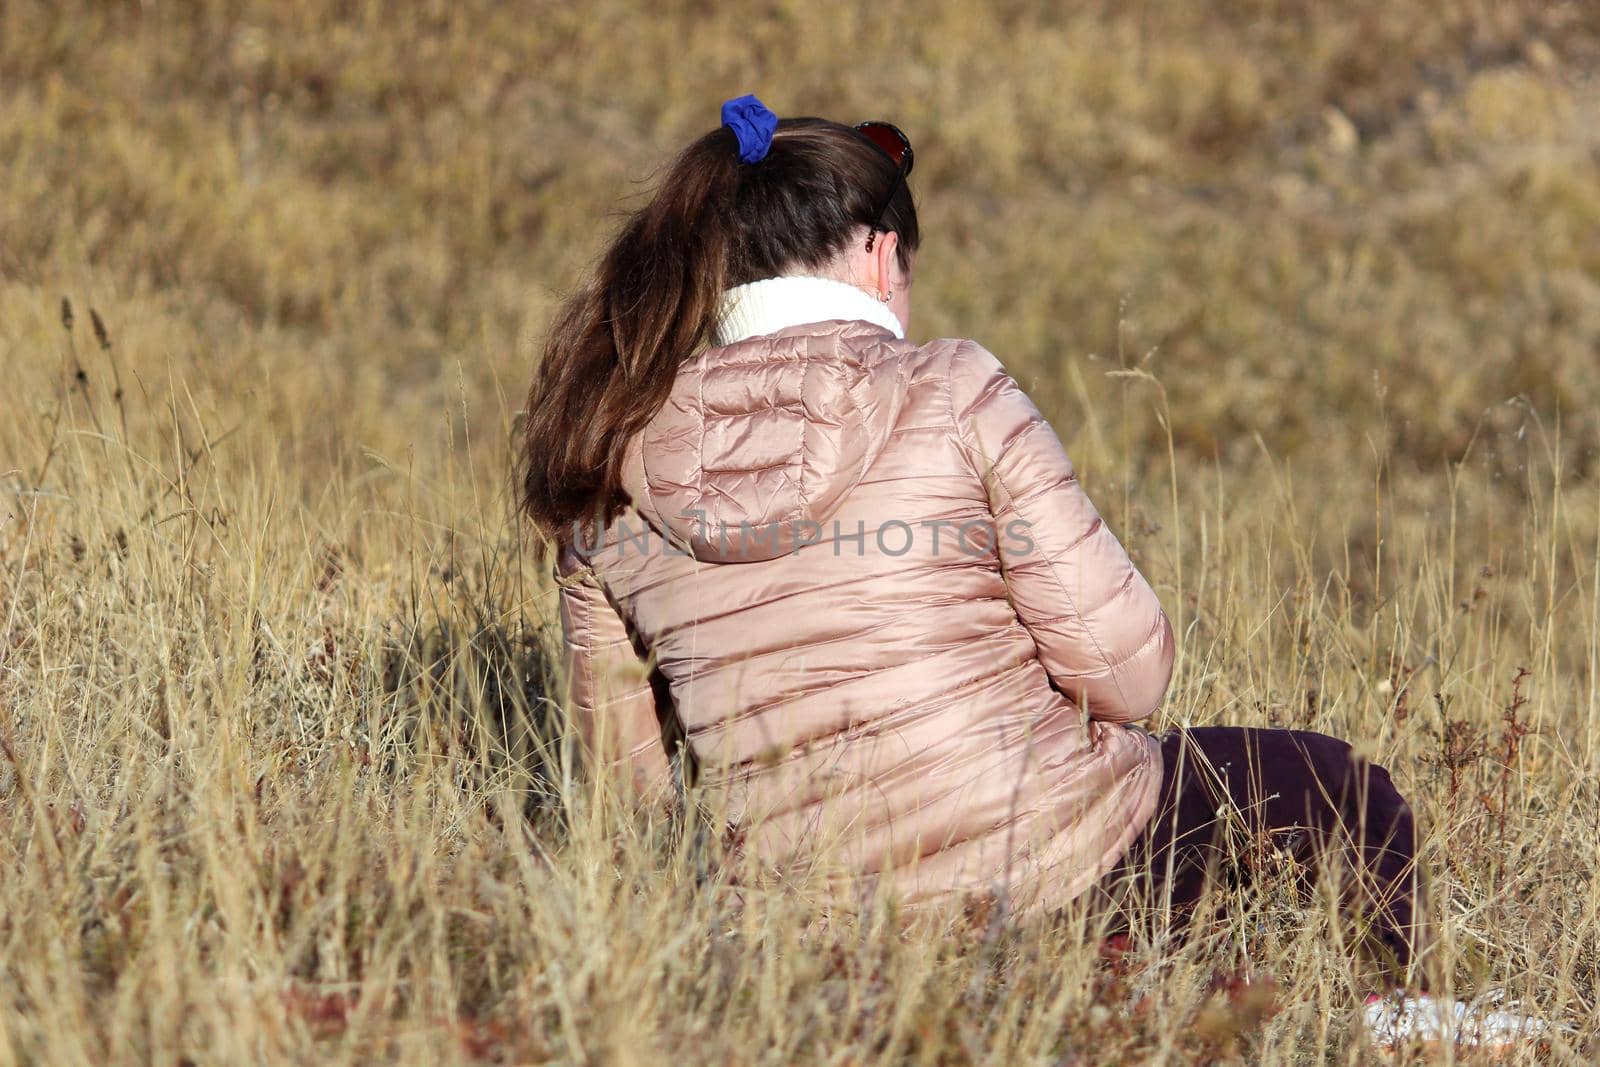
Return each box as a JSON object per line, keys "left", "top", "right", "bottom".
{"left": 554, "top": 298, "right": 1175, "bottom": 912}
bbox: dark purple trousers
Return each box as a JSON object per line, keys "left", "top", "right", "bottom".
{"left": 1099, "top": 727, "right": 1424, "bottom": 977}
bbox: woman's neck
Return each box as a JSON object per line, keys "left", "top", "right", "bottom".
{"left": 712, "top": 274, "right": 905, "bottom": 346}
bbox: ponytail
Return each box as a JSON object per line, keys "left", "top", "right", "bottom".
{"left": 520, "top": 118, "right": 919, "bottom": 544}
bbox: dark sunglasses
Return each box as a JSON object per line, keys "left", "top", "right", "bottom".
{"left": 854, "top": 121, "right": 914, "bottom": 251}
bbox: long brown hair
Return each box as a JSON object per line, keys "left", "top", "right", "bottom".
{"left": 519, "top": 117, "right": 919, "bottom": 544}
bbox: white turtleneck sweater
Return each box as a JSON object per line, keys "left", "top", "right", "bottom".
{"left": 711, "top": 275, "right": 905, "bottom": 346}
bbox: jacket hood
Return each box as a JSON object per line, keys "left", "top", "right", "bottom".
{"left": 620, "top": 317, "right": 908, "bottom": 563}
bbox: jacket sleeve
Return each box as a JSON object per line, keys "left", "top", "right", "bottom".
{"left": 950, "top": 342, "right": 1175, "bottom": 723}
{"left": 554, "top": 542, "right": 674, "bottom": 798}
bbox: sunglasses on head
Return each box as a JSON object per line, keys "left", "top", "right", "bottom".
{"left": 854, "top": 121, "right": 913, "bottom": 252}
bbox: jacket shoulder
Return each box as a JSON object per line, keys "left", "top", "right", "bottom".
{"left": 890, "top": 336, "right": 997, "bottom": 385}
{"left": 893, "top": 337, "right": 1016, "bottom": 420}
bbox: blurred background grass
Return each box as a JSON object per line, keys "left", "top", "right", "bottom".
{"left": 4, "top": 1, "right": 1600, "bottom": 1062}
{"left": 5, "top": 0, "right": 1597, "bottom": 486}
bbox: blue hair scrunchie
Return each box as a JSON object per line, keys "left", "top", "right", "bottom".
{"left": 721, "top": 93, "right": 777, "bottom": 164}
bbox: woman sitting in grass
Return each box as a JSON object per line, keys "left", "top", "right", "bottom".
{"left": 518, "top": 94, "right": 1546, "bottom": 1051}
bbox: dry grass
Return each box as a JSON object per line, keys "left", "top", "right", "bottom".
{"left": 3, "top": 0, "right": 1600, "bottom": 1062}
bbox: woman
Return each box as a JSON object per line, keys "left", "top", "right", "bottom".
{"left": 518, "top": 94, "right": 1542, "bottom": 1049}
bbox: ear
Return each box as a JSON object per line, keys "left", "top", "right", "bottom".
{"left": 873, "top": 230, "right": 900, "bottom": 299}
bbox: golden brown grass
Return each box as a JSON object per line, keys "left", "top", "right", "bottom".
{"left": 3, "top": 1, "right": 1600, "bottom": 1062}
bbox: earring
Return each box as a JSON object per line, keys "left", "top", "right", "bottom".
{"left": 879, "top": 288, "right": 893, "bottom": 303}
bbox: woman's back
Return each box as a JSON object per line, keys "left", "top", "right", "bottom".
{"left": 556, "top": 279, "right": 1173, "bottom": 911}
{"left": 525, "top": 96, "right": 1487, "bottom": 1034}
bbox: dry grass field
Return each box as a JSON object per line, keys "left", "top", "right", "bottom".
{"left": 4, "top": 1, "right": 1600, "bottom": 1062}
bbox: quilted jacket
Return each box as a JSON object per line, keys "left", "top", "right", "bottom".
{"left": 553, "top": 278, "right": 1175, "bottom": 911}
